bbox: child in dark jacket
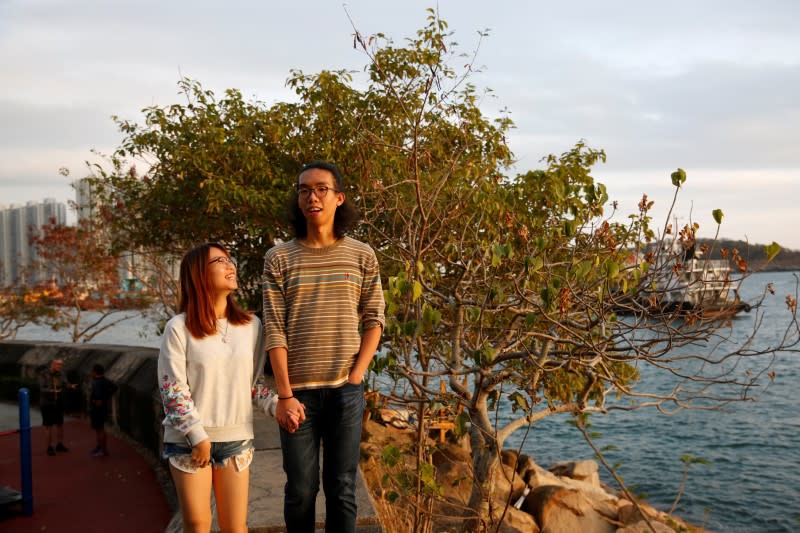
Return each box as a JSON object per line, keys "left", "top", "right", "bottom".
{"left": 90, "top": 364, "right": 118, "bottom": 457}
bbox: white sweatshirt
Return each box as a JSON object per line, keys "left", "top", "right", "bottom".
{"left": 157, "top": 313, "right": 265, "bottom": 446}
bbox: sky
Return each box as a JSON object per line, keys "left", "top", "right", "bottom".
{"left": 1, "top": 0, "right": 798, "bottom": 249}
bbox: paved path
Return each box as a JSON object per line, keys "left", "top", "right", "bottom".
{"left": 0, "top": 403, "right": 172, "bottom": 532}
{"left": 1, "top": 399, "right": 382, "bottom": 532}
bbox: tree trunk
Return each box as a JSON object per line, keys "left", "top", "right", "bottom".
{"left": 463, "top": 407, "right": 502, "bottom": 532}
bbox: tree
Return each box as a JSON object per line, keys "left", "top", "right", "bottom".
{"left": 28, "top": 218, "right": 152, "bottom": 343}
{"left": 89, "top": 81, "right": 302, "bottom": 312}
{"left": 88, "top": 10, "right": 799, "bottom": 531}
{"left": 0, "top": 284, "right": 55, "bottom": 341}
{"left": 325, "top": 12, "right": 798, "bottom": 531}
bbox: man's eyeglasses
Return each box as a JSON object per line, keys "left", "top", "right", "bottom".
{"left": 296, "top": 185, "right": 339, "bottom": 199}
{"left": 208, "top": 256, "right": 236, "bottom": 267}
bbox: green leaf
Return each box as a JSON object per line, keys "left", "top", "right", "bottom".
{"left": 764, "top": 241, "right": 781, "bottom": 262}
{"left": 420, "top": 462, "right": 436, "bottom": 486}
{"left": 422, "top": 305, "right": 441, "bottom": 326}
{"left": 604, "top": 260, "right": 620, "bottom": 279}
{"left": 540, "top": 286, "right": 555, "bottom": 308}
{"left": 454, "top": 412, "right": 469, "bottom": 436}
{"left": 680, "top": 454, "right": 711, "bottom": 466}
{"left": 381, "top": 445, "right": 401, "bottom": 467}
{"left": 481, "top": 344, "right": 496, "bottom": 363}
{"left": 712, "top": 208, "right": 724, "bottom": 224}
{"left": 401, "top": 320, "right": 417, "bottom": 336}
{"left": 509, "top": 391, "right": 530, "bottom": 412}
{"left": 491, "top": 244, "right": 503, "bottom": 267}
{"left": 573, "top": 260, "right": 592, "bottom": 279}
{"left": 412, "top": 280, "right": 423, "bottom": 302}
{"left": 670, "top": 168, "right": 687, "bottom": 187}
{"left": 528, "top": 256, "right": 544, "bottom": 272}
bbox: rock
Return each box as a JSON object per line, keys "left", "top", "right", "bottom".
{"left": 378, "top": 408, "right": 413, "bottom": 429}
{"left": 558, "top": 475, "right": 618, "bottom": 507}
{"left": 538, "top": 460, "right": 613, "bottom": 504}
{"left": 526, "top": 470, "right": 619, "bottom": 523}
{"left": 493, "top": 502, "right": 541, "bottom": 533}
{"left": 435, "top": 449, "right": 527, "bottom": 508}
{"left": 360, "top": 418, "right": 414, "bottom": 459}
{"left": 550, "top": 459, "right": 601, "bottom": 487}
{"left": 523, "top": 485, "right": 617, "bottom": 533}
{"left": 359, "top": 419, "right": 706, "bottom": 533}
{"left": 432, "top": 445, "right": 473, "bottom": 505}
{"left": 494, "top": 463, "right": 527, "bottom": 506}
{"left": 617, "top": 500, "right": 661, "bottom": 525}
{"left": 568, "top": 482, "right": 619, "bottom": 522}
{"left": 617, "top": 501, "right": 705, "bottom": 533}
{"left": 516, "top": 453, "right": 538, "bottom": 478}
{"left": 502, "top": 448, "right": 520, "bottom": 469}
{"left": 526, "top": 463, "right": 565, "bottom": 489}
{"left": 616, "top": 519, "right": 676, "bottom": 533}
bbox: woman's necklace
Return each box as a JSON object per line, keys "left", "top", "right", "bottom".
{"left": 218, "top": 318, "right": 229, "bottom": 343}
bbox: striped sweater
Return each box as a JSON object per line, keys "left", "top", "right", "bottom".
{"left": 262, "top": 237, "right": 386, "bottom": 390}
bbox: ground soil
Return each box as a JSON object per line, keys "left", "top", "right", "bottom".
{"left": 360, "top": 419, "right": 421, "bottom": 533}
{"left": 359, "top": 418, "right": 478, "bottom": 533}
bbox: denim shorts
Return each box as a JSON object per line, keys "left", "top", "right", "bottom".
{"left": 162, "top": 439, "right": 254, "bottom": 474}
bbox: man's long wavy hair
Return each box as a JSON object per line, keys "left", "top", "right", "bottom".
{"left": 178, "top": 243, "right": 251, "bottom": 339}
{"left": 286, "top": 161, "right": 360, "bottom": 239}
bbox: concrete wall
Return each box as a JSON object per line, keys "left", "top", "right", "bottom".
{"left": 0, "top": 340, "right": 164, "bottom": 458}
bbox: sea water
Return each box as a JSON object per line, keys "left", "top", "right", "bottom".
{"left": 12, "top": 311, "right": 163, "bottom": 348}
{"left": 11, "top": 272, "right": 800, "bottom": 531}
{"left": 502, "top": 271, "right": 800, "bottom": 532}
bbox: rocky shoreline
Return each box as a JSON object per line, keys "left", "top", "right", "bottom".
{"left": 359, "top": 418, "right": 708, "bottom": 533}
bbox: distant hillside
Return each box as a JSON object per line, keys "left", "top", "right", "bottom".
{"left": 695, "top": 238, "right": 800, "bottom": 272}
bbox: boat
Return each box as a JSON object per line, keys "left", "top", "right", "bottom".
{"left": 642, "top": 246, "right": 751, "bottom": 320}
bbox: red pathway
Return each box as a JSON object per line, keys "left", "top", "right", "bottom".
{"left": 0, "top": 418, "right": 173, "bottom": 532}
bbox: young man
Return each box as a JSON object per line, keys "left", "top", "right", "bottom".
{"left": 263, "top": 161, "right": 385, "bottom": 533}
{"left": 89, "top": 364, "right": 118, "bottom": 457}
{"left": 38, "top": 358, "right": 76, "bottom": 455}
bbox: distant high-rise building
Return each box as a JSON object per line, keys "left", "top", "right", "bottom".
{"left": 71, "top": 177, "right": 161, "bottom": 293}
{"left": 0, "top": 198, "right": 67, "bottom": 287}
{"left": 74, "top": 177, "right": 96, "bottom": 223}
{"left": 0, "top": 208, "right": 10, "bottom": 286}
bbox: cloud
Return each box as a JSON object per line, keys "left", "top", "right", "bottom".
{"left": 494, "top": 58, "right": 800, "bottom": 172}
{"left": 0, "top": 0, "right": 798, "bottom": 246}
{"left": 0, "top": 101, "right": 119, "bottom": 150}
{"left": 601, "top": 168, "right": 800, "bottom": 250}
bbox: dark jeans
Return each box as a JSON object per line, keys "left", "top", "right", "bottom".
{"left": 279, "top": 382, "right": 364, "bottom": 533}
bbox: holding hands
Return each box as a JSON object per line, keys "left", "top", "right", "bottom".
{"left": 253, "top": 373, "right": 305, "bottom": 432}
{"left": 276, "top": 397, "right": 305, "bottom": 433}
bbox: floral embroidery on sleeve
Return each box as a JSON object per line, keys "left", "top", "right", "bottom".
{"left": 159, "top": 374, "right": 198, "bottom": 434}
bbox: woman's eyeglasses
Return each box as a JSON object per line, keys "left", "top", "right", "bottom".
{"left": 208, "top": 256, "right": 236, "bottom": 267}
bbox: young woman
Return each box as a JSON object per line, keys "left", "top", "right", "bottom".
{"left": 158, "top": 243, "right": 264, "bottom": 533}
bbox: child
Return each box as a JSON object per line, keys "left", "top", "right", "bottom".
{"left": 90, "top": 364, "right": 118, "bottom": 457}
